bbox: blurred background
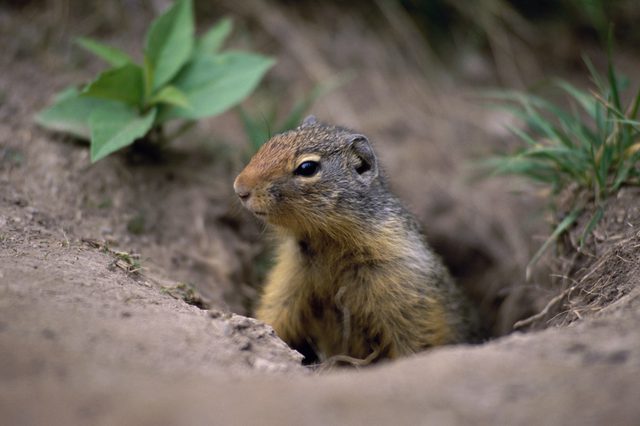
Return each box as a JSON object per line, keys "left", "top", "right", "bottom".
{"left": 2, "top": 0, "right": 639, "bottom": 336}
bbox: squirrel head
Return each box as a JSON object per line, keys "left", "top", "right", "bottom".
{"left": 234, "top": 116, "right": 381, "bottom": 237}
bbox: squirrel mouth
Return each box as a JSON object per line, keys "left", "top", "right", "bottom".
{"left": 252, "top": 211, "right": 267, "bottom": 217}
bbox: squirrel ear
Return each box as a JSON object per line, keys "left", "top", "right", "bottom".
{"left": 348, "top": 134, "right": 378, "bottom": 185}
{"left": 300, "top": 115, "right": 318, "bottom": 128}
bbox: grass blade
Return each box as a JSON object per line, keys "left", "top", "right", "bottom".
{"left": 526, "top": 206, "right": 582, "bottom": 280}
{"left": 607, "top": 27, "right": 622, "bottom": 110}
{"left": 579, "top": 207, "right": 604, "bottom": 249}
{"left": 629, "top": 86, "right": 640, "bottom": 119}
{"left": 555, "top": 80, "right": 595, "bottom": 117}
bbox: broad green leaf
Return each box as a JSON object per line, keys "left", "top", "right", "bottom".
{"left": 148, "top": 85, "right": 190, "bottom": 109}
{"left": 35, "top": 87, "right": 122, "bottom": 139}
{"left": 53, "top": 86, "right": 82, "bottom": 102}
{"left": 160, "top": 52, "right": 275, "bottom": 121}
{"left": 76, "top": 37, "right": 133, "bottom": 67}
{"left": 195, "top": 17, "right": 232, "bottom": 54}
{"left": 89, "top": 103, "right": 156, "bottom": 162}
{"left": 82, "top": 64, "right": 144, "bottom": 107}
{"left": 145, "top": 0, "right": 194, "bottom": 91}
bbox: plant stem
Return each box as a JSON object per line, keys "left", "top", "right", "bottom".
{"left": 166, "top": 121, "right": 196, "bottom": 142}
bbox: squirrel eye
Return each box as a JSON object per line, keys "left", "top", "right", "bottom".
{"left": 294, "top": 160, "right": 320, "bottom": 177}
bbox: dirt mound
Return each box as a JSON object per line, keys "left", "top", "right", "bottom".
{"left": 0, "top": 195, "right": 303, "bottom": 376}
{"left": 2, "top": 228, "right": 639, "bottom": 424}
{"left": 2, "top": 2, "right": 640, "bottom": 425}
{"left": 515, "top": 187, "right": 640, "bottom": 330}
{"left": 2, "top": 188, "right": 639, "bottom": 424}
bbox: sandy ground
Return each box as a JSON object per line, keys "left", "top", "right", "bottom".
{"left": 2, "top": 2, "right": 640, "bottom": 425}
{"left": 2, "top": 220, "right": 639, "bottom": 424}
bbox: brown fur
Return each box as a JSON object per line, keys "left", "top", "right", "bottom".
{"left": 234, "top": 117, "right": 477, "bottom": 363}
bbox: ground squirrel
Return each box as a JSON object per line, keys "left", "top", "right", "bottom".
{"left": 234, "top": 116, "right": 477, "bottom": 364}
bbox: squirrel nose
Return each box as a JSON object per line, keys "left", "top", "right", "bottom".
{"left": 233, "top": 179, "right": 252, "bottom": 201}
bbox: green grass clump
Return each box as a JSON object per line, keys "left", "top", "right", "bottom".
{"left": 487, "top": 47, "right": 640, "bottom": 275}
{"left": 36, "top": 0, "right": 274, "bottom": 163}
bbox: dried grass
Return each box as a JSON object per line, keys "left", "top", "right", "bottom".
{"left": 516, "top": 188, "right": 640, "bottom": 330}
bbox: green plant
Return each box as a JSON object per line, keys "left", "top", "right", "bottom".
{"left": 486, "top": 47, "right": 640, "bottom": 275}
{"left": 238, "top": 74, "right": 350, "bottom": 154}
{"left": 36, "top": 0, "right": 274, "bottom": 162}
{"left": 113, "top": 251, "right": 142, "bottom": 274}
{"left": 161, "top": 282, "right": 208, "bottom": 309}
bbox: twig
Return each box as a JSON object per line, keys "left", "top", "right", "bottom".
{"left": 513, "top": 285, "right": 576, "bottom": 330}
{"left": 317, "top": 348, "right": 381, "bottom": 372}
{"left": 60, "top": 228, "right": 70, "bottom": 247}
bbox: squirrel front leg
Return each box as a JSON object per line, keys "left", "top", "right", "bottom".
{"left": 254, "top": 243, "right": 310, "bottom": 349}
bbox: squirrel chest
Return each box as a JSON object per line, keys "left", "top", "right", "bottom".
{"left": 234, "top": 116, "right": 475, "bottom": 363}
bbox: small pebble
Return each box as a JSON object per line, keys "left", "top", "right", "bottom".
{"left": 238, "top": 338, "right": 252, "bottom": 351}
{"left": 208, "top": 310, "right": 222, "bottom": 319}
{"left": 253, "top": 357, "right": 287, "bottom": 373}
{"left": 233, "top": 317, "right": 252, "bottom": 330}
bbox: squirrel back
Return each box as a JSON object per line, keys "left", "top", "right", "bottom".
{"left": 234, "top": 116, "right": 478, "bottom": 363}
